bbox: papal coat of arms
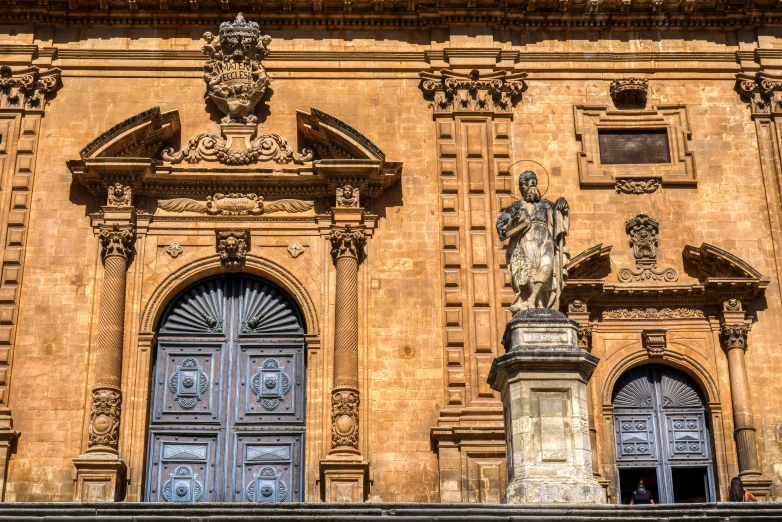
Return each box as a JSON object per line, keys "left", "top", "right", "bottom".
{"left": 202, "top": 13, "right": 271, "bottom": 124}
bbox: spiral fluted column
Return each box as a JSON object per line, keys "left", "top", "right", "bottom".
{"left": 720, "top": 305, "right": 761, "bottom": 476}
{"left": 87, "top": 223, "right": 135, "bottom": 454}
{"left": 328, "top": 225, "right": 365, "bottom": 455}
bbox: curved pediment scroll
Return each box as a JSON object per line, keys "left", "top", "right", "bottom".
{"left": 296, "top": 107, "right": 386, "bottom": 161}
{"left": 566, "top": 243, "right": 612, "bottom": 280}
{"left": 683, "top": 242, "right": 764, "bottom": 280}
{"left": 79, "top": 106, "right": 181, "bottom": 160}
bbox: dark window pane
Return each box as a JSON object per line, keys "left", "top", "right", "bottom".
{"left": 598, "top": 129, "right": 671, "bottom": 165}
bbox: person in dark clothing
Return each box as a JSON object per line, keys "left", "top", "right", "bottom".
{"left": 630, "top": 480, "right": 654, "bottom": 505}
{"left": 729, "top": 477, "right": 758, "bottom": 502}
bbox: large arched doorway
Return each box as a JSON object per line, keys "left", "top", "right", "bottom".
{"left": 612, "top": 365, "right": 714, "bottom": 504}
{"left": 144, "top": 274, "right": 306, "bottom": 503}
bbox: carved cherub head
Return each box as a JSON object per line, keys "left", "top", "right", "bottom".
{"left": 343, "top": 185, "right": 354, "bottom": 199}
{"left": 107, "top": 183, "right": 131, "bottom": 206}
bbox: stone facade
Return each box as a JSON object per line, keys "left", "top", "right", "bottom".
{"left": 1, "top": 4, "right": 782, "bottom": 505}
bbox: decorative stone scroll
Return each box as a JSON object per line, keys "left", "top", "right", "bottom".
{"left": 736, "top": 72, "right": 782, "bottom": 117}
{"left": 419, "top": 69, "right": 527, "bottom": 115}
{"left": 615, "top": 177, "right": 660, "bottom": 194}
{"left": 610, "top": 77, "right": 648, "bottom": 108}
{"left": 216, "top": 229, "right": 249, "bottom": 270}
{"left": 158, "top": 194, "right": 314, "bottom": 215}
{"left": 201, "top": 13, "right": 272, "bottom": 124}
{"left": 618, "top": 214, "right": 678, "bottom": 283}
{"left": 0, "top": 65, "right": 61, "bottom": 109}
{"left": 161, "top": 129, "right": 313, "bottom": 166}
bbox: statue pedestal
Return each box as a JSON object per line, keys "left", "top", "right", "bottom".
{"left": 72, "top": 453, "right": 126, "bottom": 502}
{"left": 488, "top": 309, "right": 605, "bottom": 504}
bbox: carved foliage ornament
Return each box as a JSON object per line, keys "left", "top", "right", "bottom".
{"left": 329, "top": 225, "right": 365, "bottom": 262}
{"left": 217, "top": 229, "right": 249, "bottom": 270}
{"left": 602, "top": 308, "right": 705, "bottom": 320}
{"left": 737, "top": 73, "right": 782, "bottom": 117}
{"left": 618, "top": 213, "right": 679, "bottom": 283}
{"left": 420, "top": 69, "right": 526, "bottom": 114}
{"left": 161, "top": 130, "right": 313, "bottom": 166}
{"left": 721, "top": 323, "right": 749, "bottom": 351}
{"left": 99, "top": 223, "right": 135, "bottom": 260}
{"left": 0, "top": 65, "right": 61, "bottom": 109}
{"left": 201, "top": 13, "right": 271, "bottom": 124}
{"left": 615, "top": 177, "right": 661, "bottom": 195}
{"left": 331, "top": 389, "right": 359, "bottom": 450}
{"left": 158, "top": 193, "right": 314, "bottom": 215}
{"left": 610, "top": 77, "right": 649, "bottom": 108}
{"left": 88, "top": 388, "right": 122, "bottom": 450}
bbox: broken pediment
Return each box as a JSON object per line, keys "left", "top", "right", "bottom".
{"left": 683, "top": 242, "right": 764, "bottom": 280}
{"left": 566, "top": 243, "right": 612, "bottom": 280}
{"left": 68, "top": 107, "right": 401, "bottom": 202}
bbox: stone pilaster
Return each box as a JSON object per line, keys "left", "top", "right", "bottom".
{"left": 73, "top": 201, "right": 135, "bottom": 502}
{"left": 320, "top": 220, "right": 369, "bottom": 501}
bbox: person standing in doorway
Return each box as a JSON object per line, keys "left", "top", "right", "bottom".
{"left": 630, "top": 480, "right": 654, "bottom": 505}
{"left": 729, "top": 477, "right": 758, "bottom": 502}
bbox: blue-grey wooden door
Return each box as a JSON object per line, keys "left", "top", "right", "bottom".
{"left": 145, "top": 274, "right": 306, "bottom": 503}
{"left": 613, "top": 365, "right": 713, "bottom": 503}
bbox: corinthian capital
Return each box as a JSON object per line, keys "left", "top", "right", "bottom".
{"left": 329, "top": 225, "right": 365, "bottom": 262}
{"left": 99, "top": 223, "right": 135, "bottom": 260}
{"left": 721, "top": 323, "right": 750, "bottom": 351}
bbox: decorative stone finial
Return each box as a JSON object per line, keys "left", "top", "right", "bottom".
{"left": 610, "top": 77, "right": 648, "bottom": 108}
{"left": 202, "top": 13, "right": 272, "bottom": 123}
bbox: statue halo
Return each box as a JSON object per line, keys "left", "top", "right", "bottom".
{"left": 507, "top": 159, "right": 551, "bottom": 199}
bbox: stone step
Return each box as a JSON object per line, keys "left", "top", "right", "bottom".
{"left": 0, "top": 503, "right": 779, "bottom": 521}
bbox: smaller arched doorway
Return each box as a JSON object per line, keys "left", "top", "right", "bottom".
{"left": 612, "top": 365, "right": 714, "bottom": 504}
{"left": 144, "top": 274, "right": 306, "bottom": 503}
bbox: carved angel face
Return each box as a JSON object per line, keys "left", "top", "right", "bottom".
{"left": 342, "top": 185, "right": 354, "bottom": 199}
{"left": 112, "top": 184, "right": 126, "bottom": 198}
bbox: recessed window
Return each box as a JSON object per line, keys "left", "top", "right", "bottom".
{"left": 598, "top": 129, "right": 671, "bottom": 165}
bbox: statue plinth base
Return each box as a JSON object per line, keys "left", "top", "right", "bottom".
{"left": 72, "top": 452, "right": 126, "bottom": 502}
{"left": 488, "top": 308, "right": 605, "bottom": 504}
{"left": 319, "top": 456, "right": 369, "bottom": 502}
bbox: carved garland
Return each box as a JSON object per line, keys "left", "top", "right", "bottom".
{"left": 602, "top": 308, "right": 705, "bottom": 320}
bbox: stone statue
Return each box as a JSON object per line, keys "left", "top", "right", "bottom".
{"left": 496, "top": 171, "right": 570, "bottom": 313}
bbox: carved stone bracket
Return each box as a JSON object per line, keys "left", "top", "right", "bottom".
{"left": 161, "top": 124, "right": 313, "bottom": 166}
{"left": 0, "top": 65, "right": 61, "bottom": 110}
{"left": 330, "top": 225, "right": 365, "bottom": 262}
{"left": 99, "top": 223, "right": 135, "bottom": 261}
{"left": 642, "top": 329, "right": 667, "bottom": 358}
{"left": 618, "top": 214, "right": 678, "bottom": 283}
{"left": 610, "top": 77, "right": 648, "bottom": 109}
{"left": 419, "top": 69, "right": 527, "bottom": 115}
{"left": 216, "top": 229, "right": 249, "bottom": 270}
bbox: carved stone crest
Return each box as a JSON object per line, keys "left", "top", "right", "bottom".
{"left": 336, "top": 185, "right": 359, "bottom": 208}
{"left": 331, "top": 389, "right": 359, "bottom": 450}
{"left": 158, "top": 194, "right": 314, "bottom": 215}
{"left": 216, "top": 229, "right": 249, "bottom": 270}
{"left": 618, "top": 214, "right": 678, "bottom": 283}
{"left": 201, "top": 13, "right": 271, "bottom": 124}
{"left": 88, "top": 388, "right": 122, "bottom": 450}
{"left": 610, "top": 77, "right": 648, "bottom": 108}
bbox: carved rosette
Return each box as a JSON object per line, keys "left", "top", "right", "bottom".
{"left": 419, "top": 69, "right": 526, "bottom": 114}
{"left": 610, "top": 77, "right": 648, "bottom": 108}
{"left": 201, "top": 13, "right": 272, "bottom": 124}
{"left": 721, "top": 323, "right": 749, "bottom": 351}
{"left": 99, "top": 223, "right": 135, "bottom": 261}
{"left": 216, "top": 229, "right": 249, "bottom": 270}
{"left": 331, "top": 389, "right": 360, "bottom": 450}
{"left": 0, "top": 65, "right": 61, "bottom": 109}
{"left": 329, "top": 225, "right": 365, "bottom": 262}
{"left": 88, "top": 388, "right": 122, "bottom": 451}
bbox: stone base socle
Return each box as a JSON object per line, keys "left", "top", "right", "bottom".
{"left": 488, "top": 308, "right": 605, "bottom": 505}
{"left": 319, "top": 457, "right": 369, "bottom": 502}
{"left": 72, "top": 453, "right": 126, "bottom": 502}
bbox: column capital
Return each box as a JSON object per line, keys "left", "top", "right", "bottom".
{"left": 329, "top": 225, "right": 365, "bottom": 263}
{"left": 99, "top": 223, "right": 135, "bottom": 261}
{"left": 720, "top": 322, "right": 750, "bottom": 352}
